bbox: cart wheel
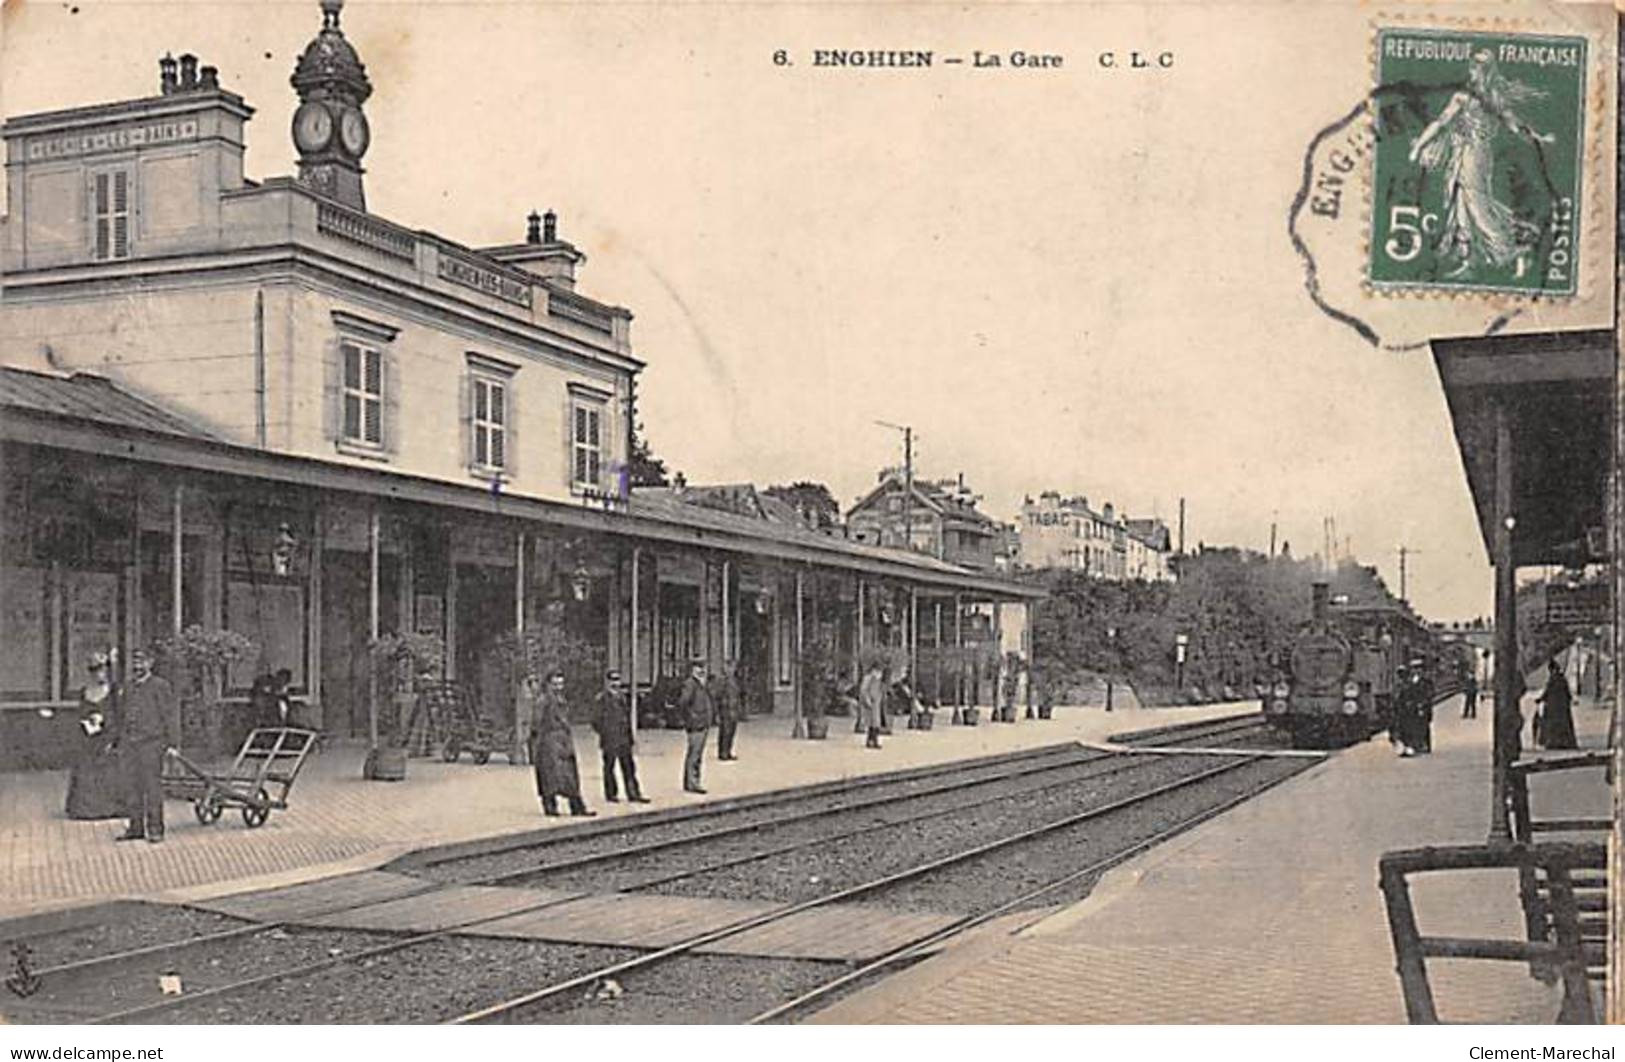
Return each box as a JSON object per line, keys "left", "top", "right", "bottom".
{"left": 442, "top": 739, "right": 462, "bottom": 764}
{"left": 194, "top": 798, "right": 222, "bottom": 825}
{"left": 473, "top": 748, "right": 491, "bottom": 766}
{"left": 242, "top": 788, "right": 271, "bottom": 828}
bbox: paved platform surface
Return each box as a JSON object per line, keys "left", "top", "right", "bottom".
{"left": 813, "top": 694, "right": 1614, "bottom": 1025}
{"left": 0, "top": 701, "right": 1245, "bottom": 919}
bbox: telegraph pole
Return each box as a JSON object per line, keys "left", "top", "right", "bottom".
{"left": 1396, "top": 545, "right": 1422, "bottom": 603}
{"left": 875, "top": 421, "right": 914, "bottom": 552}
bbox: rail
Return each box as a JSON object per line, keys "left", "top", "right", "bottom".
{"left": 1378, "top": 842, "right": 1605, "bottom": 1024}
{"left": 1506, "top": 752, "right": 1611, "bottom": 984}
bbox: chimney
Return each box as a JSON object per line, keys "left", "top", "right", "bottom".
{"left": 178, "top": 53, "right": 199, "bottom": 90}
{"left": 1311, "top": 582, "right": 1330, "bottom": 621}
{"left": 199, "top": 65, "right": 219, "bottom": 90}
{"left": 526, "top": 210, "right": 542, "bottom": 244}
{"left": 543, "top": 210, "right": 558, "bottom": 243}
{"left": 159, "top": 54, "right": 179, "bottom": 95}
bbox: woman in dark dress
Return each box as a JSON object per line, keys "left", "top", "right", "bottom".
{"left": 62, "top": 651, "right": 125, "bottom": 819}
{"left": 1535, "top": 659, "right": 1578, "bottom": 750}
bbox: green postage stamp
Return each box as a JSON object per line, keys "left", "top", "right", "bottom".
{"left": 1369, "top": 29, "right": 1586, "bottom": 296}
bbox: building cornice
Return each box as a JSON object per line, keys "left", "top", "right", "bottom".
{"left": 1, "top": 90, "right": 254, "bottom": 136}
{"left": 2, "top": 245, "right": 645, "bottom": 378}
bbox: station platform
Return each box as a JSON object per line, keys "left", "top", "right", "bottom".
{"left": 814, "top": 693, "right": 1614, "bottom": 1025}
{"left": 0, "top": 700, "right": 1246, "bottom": 920}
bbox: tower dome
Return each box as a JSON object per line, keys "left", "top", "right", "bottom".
{"left": 291, "top": 0, "right": 372, "bottom": 103}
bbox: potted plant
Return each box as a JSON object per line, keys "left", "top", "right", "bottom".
{"left": 366, "top": 631, "right": 445, "bottom": 779}
{"left": 154, "top": 625, "right": 257, "bottom": 757}
{"left": 1036, "top": 670, "right": 1055, "bottom": 719}
{"left": 796, "top": 625, "right": 840, "bottom": 740}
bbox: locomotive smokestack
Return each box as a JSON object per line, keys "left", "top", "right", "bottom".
{"left": 1311, "top": 582, "right": 1330, "bottom": 621}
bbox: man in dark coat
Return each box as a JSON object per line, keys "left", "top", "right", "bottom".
{"left": 1391, "top": 664, "right": 1419, "bottom": 757}
{"left": 529, "top": 671, "right": 594, "bottom": 817}
{"left": 1412, "top": 660, "right": 1435, "bottom": 754}
{"left": 678, "top": 659, "right": 713, "bottom": 793}
{"left": 712, "top": 661, "right": 742, "bottom": 762}
{"left": 1461, "top": 664, "right": 1479, "bottom": 719}
{"left": 117, "top": 648, "right": 180, "bottom": 843}
{"left": 592, "top": 670, "right": 647, "bottom": 803}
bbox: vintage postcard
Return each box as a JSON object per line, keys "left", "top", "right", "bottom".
{"left": 0, "top": 0, "right": 1617, "bottom": 1038}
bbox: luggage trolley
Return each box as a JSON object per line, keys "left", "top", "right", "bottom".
{"left": 162, "top": 727, "right": 318, "bottom": 828}
{"left": 425, "top": 682, "right": 498, "bottom": 765}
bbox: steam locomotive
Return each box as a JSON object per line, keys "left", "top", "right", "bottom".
{"left": 1262, "top": 582, "right": 1438, "bottom": 748}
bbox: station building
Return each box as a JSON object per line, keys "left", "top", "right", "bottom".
{"left": 0, "top": 2, "right": 1039, "bottom": 768}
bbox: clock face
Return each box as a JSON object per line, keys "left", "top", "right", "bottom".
{"left": 293, "top": 103, "right": 333, "bottom": 153}
{"left": 340, "top": 108, "right": 370, "bottom": 158}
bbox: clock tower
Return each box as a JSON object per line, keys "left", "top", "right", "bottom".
{"left": 290, "top": 0, "right": 372, "bottom": 210}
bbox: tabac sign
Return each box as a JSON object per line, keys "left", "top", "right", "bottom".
{"left": 26, "top": 118, "right": 200, "bottom": 161}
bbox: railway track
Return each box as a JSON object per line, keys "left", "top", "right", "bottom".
{"left": 1, "top": 714, "right": 1300, "bottom": 1024}
{"left": 454, "top": 750, "right": 1305, "bottom": 1024}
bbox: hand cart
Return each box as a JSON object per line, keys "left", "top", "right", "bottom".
{"left": 161, "top": 727, "right": 318, "bottom": 828}
{"left": 422, "top": 681, "right": 497, "bottom": 765}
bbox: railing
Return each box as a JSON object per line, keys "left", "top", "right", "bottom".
{"left": 547, "top": 288, "right": 616, "bottom": 334}
{"left": 1378, "top": 842, "right": 1605, "bottom": 1024}
{"left": 316, "top": 201, "right": 416, "bottom": 263}
{"left": 1506, "top": 752, "right": 1612, "bottom": 985}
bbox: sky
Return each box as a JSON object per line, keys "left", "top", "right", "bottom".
{"left": 2, "top": 0, "right": 1614, "bottom": 622}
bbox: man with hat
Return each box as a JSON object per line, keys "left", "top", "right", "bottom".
{"left": 677, "top": 658, "right": 714, "bottom": 794}
{"left": 592, "top": 669, "right": 648, "bottom": 803}
{"left": 711, "top": 660, "right": 743, "bottom": 762}
{"left": 527, "top": 670, "right": 595, "bottom": 817}
{"left": 117, "top": 648, "right": 180, "bottom": 843}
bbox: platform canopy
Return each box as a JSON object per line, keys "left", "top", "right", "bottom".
{"left": 1431, "top": 329, "right": 1615, "bottom": 569}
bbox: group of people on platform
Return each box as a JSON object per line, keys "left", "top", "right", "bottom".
{"left": 1391, "top": 656, "right": 1578, "bottom": 758}
{"left": 518, "top": 657, "right": 748, "bottom": 817}
{"left": 55, "top": 647, "right": 182, "bottom": 844}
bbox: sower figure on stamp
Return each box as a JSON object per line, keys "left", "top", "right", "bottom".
{"left": 592, "top": 670, "right": 647, "bottom": 804}
{"left": 526, "top": 671, "right": 594, "bottom": 817}
{"left": 1407, "top": 48, "right": 1555, "bottom": 281}
{"left": 117, "top": 648, "right": 180, "bottom": 843}
{"left": 678, "top": 659, "right": 714, "bottom": 794}
{"left": 712, "top": 660, "right": 742, "bottom": 762}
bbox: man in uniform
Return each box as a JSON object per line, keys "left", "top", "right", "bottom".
{"left": 592, "top": 670, "right": 647, "bottom": 803}
{"left": 117, "top": 648, "right": 179, "bottom": 843}
{"left": 712, "top": 660, "right": 742, "bottom": 762}
{"left": 678, "top": 659, "right": 714, "bottom": 794}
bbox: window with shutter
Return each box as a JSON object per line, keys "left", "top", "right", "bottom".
{"left": 570, "top": 397, "right": 604, "bottom": 492}
{"left": 465, "top": 355, "right": 518, "bottom": 480}
{"left": 470, "top": 375, "right": 507, "bottom": 472}
{"left": 91, "top": 168, "right": 132, "bottom": 261}
{"left": 340, "top": 341, "right": 384, "bottom": 447}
